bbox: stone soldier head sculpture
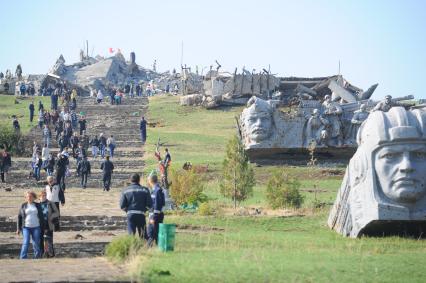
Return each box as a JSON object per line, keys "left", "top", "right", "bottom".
{"left": 240, "top": 96, "right": 275, "bottom": 145}
{"left": 328, "top": 107, "right": 426, "bottom": 237}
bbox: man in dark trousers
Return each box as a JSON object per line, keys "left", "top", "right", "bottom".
{"left": 120, "top": 173, "right": 152, "bottom": 238}
{"left": 77, "top": 156, "right": 91, "bottom": 189}
{"left": 29, "top": 101, "right": 35, "bottom": 122}
{"left": 55, "top": 152, "right": 68, "bottom": 191}
{"left": 78, "top": 116, "right": 87, "bottom": 136}
{"left": 148, "top": 174, "right": 165, "bottom": 245}
{"left": 100, "top": 155, "right": 114, "bottom": 191}
{"left": 140, "top": 116, "right": 147, "bottom": 145}
{"left": 99, "top": 133, "right": 107, "bottom": 158}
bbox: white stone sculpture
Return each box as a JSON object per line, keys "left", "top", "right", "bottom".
{"left": 328, "top": 107, "right": 426, "bottom": 237}
{"left": 240, "top": 96, "right": 275, "bottom": 146}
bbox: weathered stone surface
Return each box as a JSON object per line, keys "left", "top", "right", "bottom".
{"left": 237, "top": 97, "right": 370, "bottom": 158}
{"left": 328, "top": 107, "right": 426, "bottom": 237}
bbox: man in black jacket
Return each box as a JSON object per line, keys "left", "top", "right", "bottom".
{"left": 55, "top": 153, "right": 68, "bottom": 191}
{"left": 77, "top": 156, "right": 91, "bottom": 189}
{"left": 120, "top": 173, "right": 152, "bottom": 237}
{"left": 100, "top": 156, "right": 114, "bottom": 191}
{"left": 29, "top": 101, "right": 35, "bottom": 122}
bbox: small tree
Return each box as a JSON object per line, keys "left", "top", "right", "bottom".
{"left": 220, "top": 135, "right": 255, "bottom": 209}
{"left": 266, "top": 170, "right": 304, "bottom": 209}
{"left": 170, "top": 168, "right": 206, "bottom": 206}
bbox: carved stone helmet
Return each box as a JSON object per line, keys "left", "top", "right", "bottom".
{"left": 329, "top": 107, "right": 426, "bottom": 237}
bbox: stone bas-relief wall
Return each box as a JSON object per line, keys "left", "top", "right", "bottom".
{"left": 328, "top": 107, "right": 426, "bottom": 237}
{"left": 238, "top": 96, "right": 374, "bottom": 157}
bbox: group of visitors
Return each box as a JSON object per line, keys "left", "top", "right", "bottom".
{"left": 120, "top": 173, "right": 165, "bottom": 247}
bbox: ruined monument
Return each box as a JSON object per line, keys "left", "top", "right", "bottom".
{"left": 328, "top": 107, "right": 426, "bottom": 237}
{"left": 237, "top": 96, "right": 374, "bottom": 159}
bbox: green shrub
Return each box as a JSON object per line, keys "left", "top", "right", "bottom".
{"left": 105, "top": 235, "right": 145, "bottom": 262}
{"left": 266, "top": 170, "right": 304, "bottom": 209}
{"left": 0, "top": 124, "right": 21, "bottom": 153}
{"left": 170, "top": 168, "right": 207, "bottom": 206}
{"left": 198, "top": 202, "right": 215, "bottom": 216}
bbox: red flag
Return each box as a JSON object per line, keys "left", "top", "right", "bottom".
{"left": 108, "top": 48, "right": 114, "bottom": 54}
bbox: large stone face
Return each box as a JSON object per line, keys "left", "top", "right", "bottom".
{"left": 328, "top": 107, "right": 426, "bottom": 237}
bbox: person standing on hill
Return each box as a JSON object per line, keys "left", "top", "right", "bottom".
{"left": 140, "top": 116, "right": 147, "bottom": 145}
{"left": 29, "top": 101, "right": 35, "bottom": 123}
{"left": 120, "top": 173, "right": 152, "bottom": 238}
{"left": 101, "top": 156, "right": 114, "bottom": 191}
{"left": 42, "top": 125, "right": 51, "bottom": 148}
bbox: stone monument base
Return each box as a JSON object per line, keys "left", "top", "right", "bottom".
{"left": 360, "top": 220, "right": 426, "bottom": 238}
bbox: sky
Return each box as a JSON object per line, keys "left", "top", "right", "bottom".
{"left": 1, "top": 0, "right": 426, "bottom": 99}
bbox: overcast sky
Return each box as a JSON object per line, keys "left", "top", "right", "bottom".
{"left": 1, "top": 0, "right": 425, "bottom": 99}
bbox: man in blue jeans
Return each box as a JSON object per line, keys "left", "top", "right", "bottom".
{"left": 119, "top": 174, "right": 152, "bottom": 237}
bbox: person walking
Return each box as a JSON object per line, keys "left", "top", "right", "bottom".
{"left": 17, "top": 191, "right": 45, "bottom": 259}
{"left": 42, "top": 125, "right": 52, "bottom": 148}
{"left": 33, "top": 154, "right": 42, "bottom": 181}
{"left": 99, "top": 133, "right": 107, "bottom": 158}
{"left": 46, "top": 153, "right": 55, "bottom": 176}
{"left": 140, "top": 116, "right": 147, "bottom": 145}
{"left": 1, "top": 149, "right": 11, "bottom": 183}
{"left": 89, "top": 135, "right": 100, "bottom": 158}
{"left": 45, "top": 176, "right": 64, "bottom": 233}
{"left": 96, "top": 89, "right": 104, "bottom": 104}
{"left": 39, "top": 190, "right": 59, "bottom": 258}
{"left": 29, "top": 101, "right": 35, "bottom": 123}
{"left": 70, "top": 133, "right": 79, "bottom": 158}
{"left": 78, "top": 115, "right": 87, "bottom": 136}
{"left": 77, "top": 156, "right": 91, "bottom": 189}
{"left": 148, "top": 174, "right": 165, "bottom": 245}
{"left": 37, "top": 110, "right": 44, "bottom": 129}
{"left": 120, "top": 173, "right": 152, "bottom": 238}
{"left": 106, "top": 135, "right": 116, "bottom": 158}
{"left": 41, "top": 144, "right": 50, "bottom": 172}
{"left": 55, "top": 120, "right": 63, "bottom": 142}
{"left": 100, "top": 156, "right": 114, "bottom": 191}
{"left": 55, "top": 153, "right": 68, "bottom": 192}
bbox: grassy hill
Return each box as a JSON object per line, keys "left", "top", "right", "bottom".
{"left": 0, "top": 94, "right": 51, "bottom": 134}
{"left": 123, "top": 95, "right": 426, "bottom": 282}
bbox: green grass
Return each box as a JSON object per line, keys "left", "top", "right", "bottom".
{"left": 0, "top": 94, "right": 51, "bottom": 134}
{"left": 144, "top": 95, "right": 243, "bottom": 174}
{"left": 131, "top": 214, "right": 426, "bottom": 283}
{"left": 121, "top": 95, "right": 426, "bottom": 282}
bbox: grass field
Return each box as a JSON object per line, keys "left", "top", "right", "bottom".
{"left": 0, "top": 94, "right": 51, "bottom": 133}
{"left": 118, "top": 95, "right": 426, "bottom": 282}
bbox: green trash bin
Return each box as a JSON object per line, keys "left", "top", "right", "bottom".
{"left": 158, "top": 224, "right": 176, "bottom": 252}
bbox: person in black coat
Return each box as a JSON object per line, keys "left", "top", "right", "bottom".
{"left": 77, "top": 156, "right": 91, "bottom": 189}
{"left": 29, "top": 101, "right": 35, "bottom": 122}
{"left": 100, "top": 156, "right": 114, "bottom": 191}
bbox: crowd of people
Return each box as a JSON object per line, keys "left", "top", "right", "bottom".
{"left": 9, "top": 85, "right": 173, "bottom": 259}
